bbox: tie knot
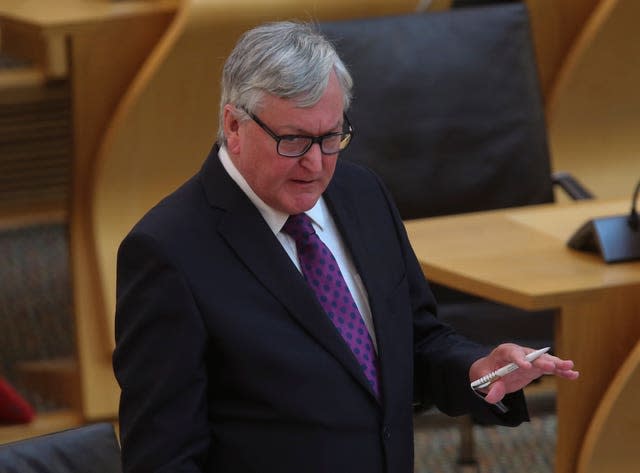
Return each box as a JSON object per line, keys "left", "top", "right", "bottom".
{"left": 282, "top": 213, "right": 315, "bottom": 242}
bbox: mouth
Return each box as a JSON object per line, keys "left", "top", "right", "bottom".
{"left": 291, "top": 178, "right": 316, "bottom": 185}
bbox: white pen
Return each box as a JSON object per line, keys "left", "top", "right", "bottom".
{"left": 471, "top": 346, "right": 551, "bottom": 390}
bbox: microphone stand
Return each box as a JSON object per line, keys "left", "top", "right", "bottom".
{"left": 567, "top": 178, "right": 640, "bottom": 263}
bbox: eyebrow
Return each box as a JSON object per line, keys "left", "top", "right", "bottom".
{"left": 282, "top": 118, "right": 344, "bottom": 136}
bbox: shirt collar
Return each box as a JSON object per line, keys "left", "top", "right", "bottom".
{"left": 305, "top": 198, "right": 329, "bottom": 233}
{"left": 218, "top": 145, "right": 328, "bottom": 234}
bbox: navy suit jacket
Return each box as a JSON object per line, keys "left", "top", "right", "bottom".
{"left": 113, "top": 146, "right": 528, "bottom": 473}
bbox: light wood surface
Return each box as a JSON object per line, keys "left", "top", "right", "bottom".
{"left": 68, "top": 3, "right": 175, "bottom": 420}
{"left": 577, "top": 338, "right": 640, "bottom": 473}
{"left": 0, "top": 0, "right": 177, "bottom": 26}
{"left": 404, "top": 199, "right": 640, "bottom": 473}
{"left": 524, "top": 0, "right": 601, "bottom": 103}
{"left": 547, "top": 0, "right": 640, "bottom": 200}
{"left": 16, "top": 358, "right": 80, "bottom": 410}
{"left": 0, "top": 409, "right": 82, "bottom": 445}
{"left": 0, "top": 0, "right": 178, "bottom": 78}
{"left": 405, "top": 200, "right": 640, "bottom": 309}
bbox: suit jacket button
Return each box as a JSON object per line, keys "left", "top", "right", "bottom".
{"left": 382, "top": 426, "right": 391, "bottom": 440}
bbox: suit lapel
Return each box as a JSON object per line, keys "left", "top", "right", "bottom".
{"left": 200, "top": 149, "right": 379, "bottom": 401}
{"left": 325, "top": 166, "right": 395, "bottom": 403}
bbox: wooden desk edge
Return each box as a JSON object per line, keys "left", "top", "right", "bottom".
{"left": 418, "top": 261, "right": 617, "bottom": 311}
{"left": 0, "top": 1, "right": 179, "bottom": 32}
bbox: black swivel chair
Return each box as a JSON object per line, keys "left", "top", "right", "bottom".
{"left": 320, "top": 3, "right": 592, "bottom": 467}
{"left": 0, "top": 423, "right": 122, "bottom": 473}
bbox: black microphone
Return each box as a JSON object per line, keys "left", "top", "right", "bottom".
{"left": 628, "top": 179, "right": 640, "bottom": 231}
{"left": 567, "top": 178, "right": 640, "bottom": 263}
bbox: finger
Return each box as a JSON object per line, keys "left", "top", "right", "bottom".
{"left": 555, "top": 369, "right": 580, "bottom": 380}
{"left": 483, "top": 382, "right": 506, "bottom": 404}
{"left": 554, "top": 359, "right": 575, "bottom": 370}
{"left": 515, "top": 347, "right": 554, "bottom": 369}
{"left": 532, "top": 354, "right": 574, "bottom": 369}
{"left": 537, "top": 359, "right": 576, "bottom": 375}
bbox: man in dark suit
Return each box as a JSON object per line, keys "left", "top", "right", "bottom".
{"left": 113, "top": 21, "right": 578, "bottom": 473}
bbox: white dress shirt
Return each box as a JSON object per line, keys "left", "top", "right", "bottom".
{"left": 218, "top": 146, "right": 377, "bottom": 350}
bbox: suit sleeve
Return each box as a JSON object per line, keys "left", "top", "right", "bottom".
{"left": 113, "top": 232, "right": 210, "bottom": 472}
{"left": 368, "top": 169, "right": 529, "bottom": 426}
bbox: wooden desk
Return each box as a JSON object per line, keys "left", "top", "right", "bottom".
{"left": 0, "top": 0, "right": 177, "bottom": 78}
{"left": 0, "top": 0, "right": 179, "bottom": 420}
{"left": 404, "top": 199, "right": 640, "bottom": 473}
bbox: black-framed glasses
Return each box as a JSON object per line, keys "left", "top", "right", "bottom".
{"left": 245, "top": 110, "right": 353, "bottom": 158}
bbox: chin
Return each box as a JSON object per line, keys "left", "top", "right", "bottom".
{"left": 287, "top": 204, "right": 316, "bottom": 215}
{"left": 275, "top": 184, "right": 326, "bottom": 214}
{"left": 284, "top": 196, "right": 321, "bottom": 215}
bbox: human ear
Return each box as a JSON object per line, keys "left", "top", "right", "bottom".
{"left": 223, "top": 104, "right": 242, "bottom": 154}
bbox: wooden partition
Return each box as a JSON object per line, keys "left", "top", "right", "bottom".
{"left": 0, "top": 0, "right": 179, "bottom": 426}
{"left": 577, "top": 338, "right": 640, "bottom": 473}
{"left": 524, "top": 0, "right": 601, "bottom": 103}
{"left": 547, "top": 0, "right": 640, "bottom": 200}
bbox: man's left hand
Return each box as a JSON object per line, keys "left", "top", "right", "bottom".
{"left": 469, "top": 343, "right": 580, "bottom": 405}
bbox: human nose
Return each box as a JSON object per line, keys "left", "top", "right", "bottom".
{"left": 299, "top": 143, "right": 323, "bottom": 172}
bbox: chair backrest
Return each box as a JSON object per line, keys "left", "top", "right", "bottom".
{"left": 0, "top": 423, "right": 121, "bottom": 473}
{"left": 320, "top": 3, "right": 553, "bottom": 220}
{"left": 547, "top": 0, "right": 640, "bottom": 200}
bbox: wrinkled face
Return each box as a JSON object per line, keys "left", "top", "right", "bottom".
{"left": 224, "top": 71, "right": 344, "bottom": 215}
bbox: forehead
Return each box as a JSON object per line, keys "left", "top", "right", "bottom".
{"left": 260, "top": 70, "right": 344, "bottom": 110}
{"left": 258, "top": 94, "right": 345, "bottom": 134}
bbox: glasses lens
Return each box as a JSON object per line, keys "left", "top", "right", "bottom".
{"left": 278, "top": 136, "right": 312, "bottom": 157}
{"left": 320, "top": 134, "right": 342, "bottom": 154}
{"left": 321, "top": 133, "right": 352, "bottom": 155}
{"left": 275, "top": 129, "right": 353, "bottom": 157}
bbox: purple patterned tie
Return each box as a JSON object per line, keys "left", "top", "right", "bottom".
{"left": 282, "top": 213, "right": 380, "bottom": 397}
